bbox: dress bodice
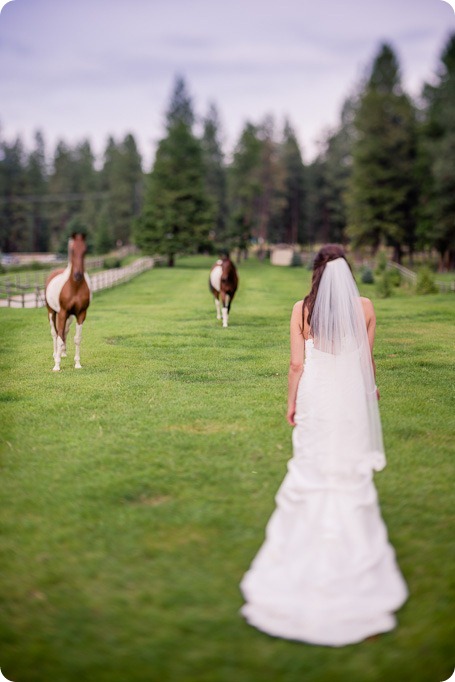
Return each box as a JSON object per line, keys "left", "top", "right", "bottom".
{"left": 304, "top": 337, "right": 315, "bottom": 364}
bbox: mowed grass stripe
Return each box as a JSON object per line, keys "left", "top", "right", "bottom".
{"left": 0, "top": 255, "right": 453, "bottom": 682}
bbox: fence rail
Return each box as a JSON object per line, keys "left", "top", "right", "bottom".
{"left": 387, "top": 261, "right": 417, "bottom": 283}
{"left": 0, "top": 257, "right": 160, "bottom": 308}
{"left": 387, "top": 261, "right": 454, "bottom": 292}
{"left": 0, "top": 256, "right": 108, "bottom": 291}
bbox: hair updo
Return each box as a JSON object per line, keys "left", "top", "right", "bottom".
{"left": 303, "top": 244, "right": 350, "bottom": 331}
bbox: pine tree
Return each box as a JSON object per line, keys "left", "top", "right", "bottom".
{"left": 122, "top": 134, "right": 143, "bottom": 220}
{"left": 94, "top": 205, "right": 113, "bottom": 255}
{"left": 201, "top": 103, "right": 228, "bottom": 243}
{"left": 347, "top": 44, "right": 418, "bottom": 261}
{"left": 278, "top": 120, "right": 306, "bottom": 244}
{"left": 74, "top": 140, "right": 99, "bottom": 240}
{"left": 165, "top": 75, "right": 194, "bottom": 128}
{"left": 419, "top": 34, "right": 455, "bottom": 270}
{"left": 26, "top": 131, "right": 49, "bottom": 251}
{"left": 0, "top": 136, "right": 29, "bottom": 252}
{"left": 227, "top": 122, "right": 263, "bottom": 254}
{"left": 305, "top": 157, "right": 329, "bottom": 246}
{"left": 256, "top": 116, "right": 286, "bottom": 244}
{"left": 296, "top": 96, "right": 356, "bottom": 247}
{"left": 322, "top": 97, "right": 357, "bottom": 245}
{"left": 98, "top": 136, "right": 118, "bottom": 252}
{"left": 100, "top": 134, "right": 143, "bottom": 249}
{"left": 47, "top": 141, "right": 78, "bottom": 250}
{"left": 135, "top": 77, "right": 212, "bottom": 266}
{"left": 100, "top": 137, "right": 117, "bottom": 192}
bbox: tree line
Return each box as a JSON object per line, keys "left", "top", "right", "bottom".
{"left": 0, "top": 132, "right": 143, "bottom": 255}
{"left": 1, "top": 35, "right": 454, "bottom": 269}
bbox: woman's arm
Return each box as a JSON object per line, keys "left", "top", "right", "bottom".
{"left": 287, "top": 301, "right": 305, "bottom": 426}
{"left": 362, "top": 297, "right": 380, "bottom": 399}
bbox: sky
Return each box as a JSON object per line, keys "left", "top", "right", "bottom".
{"left": 0, "top": 0, "right": 454, "bottom": 170}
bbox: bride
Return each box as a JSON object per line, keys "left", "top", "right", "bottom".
{"left": 240, "top": 244, "right": 408, "bottom": 646}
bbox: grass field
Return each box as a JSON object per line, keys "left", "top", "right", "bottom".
{"left": 0, "top": 256, "right": 453, "bottom": 682}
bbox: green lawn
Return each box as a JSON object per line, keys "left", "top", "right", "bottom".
{"left": 433, "top": 271, "right": 455, "bottom": 282}
{"left": 0, "top": 256, "right": 453, "bottom": 682}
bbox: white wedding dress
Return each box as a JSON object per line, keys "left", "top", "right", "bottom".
{"left": 240, "top": 336, "right": 408, "bottom": 646}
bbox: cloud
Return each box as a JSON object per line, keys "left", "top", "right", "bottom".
{"left": 0, "top": 0, "right": 452, "bottom": 167}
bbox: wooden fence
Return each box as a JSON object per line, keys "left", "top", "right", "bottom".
{"left": 0, "top": 255, "right": 114, "bottom": 291}
{"left": 387, "top": 261, "right": 455, "bottom": 292}
{"left": 0, "top": 257, "right": 159, "bottom": 308}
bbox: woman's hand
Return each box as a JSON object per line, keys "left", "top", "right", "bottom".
{"left": 286, "top": 405, "right": 296, "bottom": 426}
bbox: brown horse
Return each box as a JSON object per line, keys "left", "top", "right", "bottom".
{"left": 209, "top": 254, "right": 239, "bottom": 327}
{"left": 45, "top": 232, "right": 92, "bottom": 371}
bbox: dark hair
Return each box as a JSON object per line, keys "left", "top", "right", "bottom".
{"left": 302, "top": 244, "right": 350, "bottom": 332}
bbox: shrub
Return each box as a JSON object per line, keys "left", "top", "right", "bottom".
{"left": 290, "top": 251, "right": 302, "bottom": 267}
{"left": 376, "top": 251, "right": 388, "bottom": 274}
{"left": 375, "top": 270, "right": 393, "bottom": 298}
{"left": 387, "top": 268, "right": 402, "bottom": 287}
{"left": 416, "top": 267, "right": 438, "bottom": 295}
{"left": 103, "top": 257, "right": 122, "bottom": 269}
{"left": 306, "top": 254, "right": 316, "bottom": 270}
{"left": 29, "top": 261, "right": 49, "bottom": 271}
{"left": 361, "top": 267, "right": 374, "bottom": 284}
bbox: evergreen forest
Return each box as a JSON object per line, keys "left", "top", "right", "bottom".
{"left": 1, "top": 37, "right": 454, "bottom": 270}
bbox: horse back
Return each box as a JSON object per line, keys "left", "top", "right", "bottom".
{"left": 221, "top": 259, "right": 238, "bottom": 296}
{"left": 209, "top": 262, "right": 223, "bottom": 294}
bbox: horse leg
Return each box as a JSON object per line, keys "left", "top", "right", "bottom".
{"left": 214, "top": 294, "right": 221, "bottom": 320}
{"left": 53, "top": 310, "right": 68, "bottom": 371}
{"left": 74, "top": 311, "right": 87, "bottom": 369}
{"left": 222, "top": 293, "right": 230, "bottom": 328}
{"left": 74, "top": 324, "right": 83, "bottom": 369}
{"left": 61, "top": 315, "right": 73, "bottom": 358}
{"left": 48, "top": 311, "right": 58, "bottom": 361}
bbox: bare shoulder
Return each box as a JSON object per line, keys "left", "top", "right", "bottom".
{"left": 360, "top": 296, "right": 375, "bottom": 312}
{"left": 360, "top": 296, "right": 375, "bottom": 326}
{"left": 290, "top": 300, "right": 304, "bottom": 330}
{"left": 292, "top": 299, "right": 304, "bottom": 314}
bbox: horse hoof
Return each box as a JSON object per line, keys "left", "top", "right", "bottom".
{"left": 52, "top": 366, "right": 60, "bottom": 372}
{"left": 75, "top": 363, "right": 82, "bottom": 369}
{"left": 61, "top": 352, "right": 67, "bottom": 358}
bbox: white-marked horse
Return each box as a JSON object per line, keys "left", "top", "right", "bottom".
{"left": 209, "top": 253, "right": 239, "bottom": 328}
{"left": 45, "top": 232, "right": 92, "bottom": 371}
